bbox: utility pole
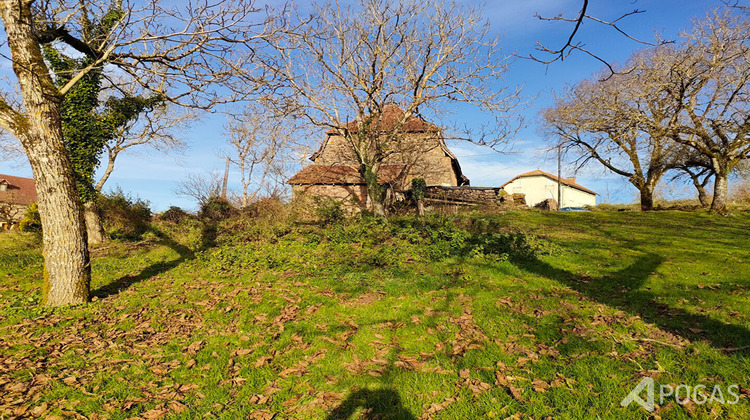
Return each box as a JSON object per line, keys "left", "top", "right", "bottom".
{"left": 557, "top": 143, "right": 562, "bottom": 210}
{"left": 221, "top": 157, "right": 230, "bottom": 200}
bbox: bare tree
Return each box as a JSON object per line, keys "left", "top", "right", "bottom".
{"left": 264, "top": 0, "right": 523, "bottom": 216}
{"left": 95, "top": 102, "right": 193, "bottom": 192}
{"left": 80, "top": 100, "right": 193, "bottom": 246}
{"left": 0, "top": 1, "right": 277, "bottom": 306}
{"left": 224, "top": 106, "right": 296, "bottom": 207}
{"left": 669, "top": 150, "right": 715, "bottom": 208}
{"left": 545, "top": 8, "right": 750, "bottom": 213}
{"left": 542, "top": 49, "right": 684, "bottom": 211}
{"left": 662, "top": 9, "right": 750, "bottom": 213}
{"left": 175, "top": 172, "right": 223, "bottom": 208}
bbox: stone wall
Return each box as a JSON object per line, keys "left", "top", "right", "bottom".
{"left": 0, "top": 202, "right": 27, "bottom": 228}
{"left": 313, "top": 132, "right": 457, "bottom": 189}
{"left": 291, "top": 184, "right": 368, "bottom": 211}
{"left": 424, "top": 186, "right": 526, "bottom": 206}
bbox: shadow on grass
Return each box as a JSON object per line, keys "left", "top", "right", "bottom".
{"left": 327, "top": 388, "right": 416, "bottom": 420}
{"left": 511, "top": 253, "right": 750, "bottom": 355}
{"left": 92, "top": 223, "right": 218, "bottom": 299}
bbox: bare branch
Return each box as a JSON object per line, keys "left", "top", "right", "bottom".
{"left": 223, "top": 103, "right": 299, "bottom": 206}
{"left": 527, "top": 1, "right": 671, "bottom": 78}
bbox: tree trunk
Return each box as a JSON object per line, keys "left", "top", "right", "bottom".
{"left": 417, "top": 200, "right": 425, "bottom": 216}
{"left": 639, "top": 186, "right": 654, "bottom": 211}
{"left": 710, "top": 172, "right": 729, "bottom": 214}
{"left": 28, "top": 141, "right": 91, "bottom": 306}
{"left": 371, "top": 198, "right": 386, "bottom": 216}
{"left": 361, "top": 164, "right": 387, "bottom": 216}
{"left": 1, "top": 1, "right": 91, "bottom": 306}
{"left": 84, "top": 201, "right": 106, "bottom": 245}
{"left": 696, "top": 185, "right": 710, "bottom": 208}
{"left": 95, "top": 153, "right": 117, "bottom": 191}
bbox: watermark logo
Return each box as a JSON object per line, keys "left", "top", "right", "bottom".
{"left": 621, "top": 377, "right": 655, "bottom": 412}
{"left": 621, "top": 377, "right": 741, "bottom": 412}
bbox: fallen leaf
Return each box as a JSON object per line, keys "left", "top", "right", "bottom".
{"left": 141, "top": 405, "right": 168, "bottom": 419}
{"left": 30, "top": 403, "right": 49, "bottom": 417}
{"left": 62, "top": 377, "right": 78, "bottom": 386}
{"left": 169, "top": 401, "right": 187, "bottom": 414}
{"left": 248, "top": 394, "right": 270, "bottom": 405}
{"left": 532, "top": 379, "right": 549, "bottom": 393}
{"left": 254, "top": 356, "right": 273, "bottom": 368}
{"left": 186, "top": 340, "right": 204, "bottom": 355}
{"left": 508, "top": 384, "right": 524, "bottom": 401}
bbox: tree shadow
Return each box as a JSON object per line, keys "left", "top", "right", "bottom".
{"left": 511, "top": 253, "right": 750, "bottom": 355}
{"left": 327, "top": 388, "right": 416, "bottom": 420}
{"left": 92, "top": 223, "right": 216, "bottom": 299}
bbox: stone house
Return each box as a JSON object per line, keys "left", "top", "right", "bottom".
{"left": 0, "top": 174, "right": 37, "bottom": 228}
{"left": 500, "top": 170, "right": 597, "bottom": 208}
{"left": 288, "top": 105, "right": 468, "bottom": 210}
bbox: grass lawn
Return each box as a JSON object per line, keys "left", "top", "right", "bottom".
{"left": 1, "top": 210, "right": 749, "bottom": 419}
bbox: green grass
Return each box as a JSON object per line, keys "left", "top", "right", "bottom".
{"left": 0, "top": 210, "right": 749, "bottom": 419}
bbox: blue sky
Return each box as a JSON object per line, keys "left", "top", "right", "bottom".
{"left": 1, "top": 0, "right": 743, "bottom": 211}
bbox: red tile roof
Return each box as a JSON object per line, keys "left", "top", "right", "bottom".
{"left": 0, "top": 174, "right": 37, "bottom": 205}
{"left": 500, "top": 170, "right": 597, "bottom": 196}
{"left": 287, "top": 165, "right": 406, "bottom": 185}
{"left": 325, "top": 104, "right": 439, "bottom": 135}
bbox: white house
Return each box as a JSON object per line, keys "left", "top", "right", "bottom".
{"left": 501, "top": 170, "right": 597, "bottom": 208}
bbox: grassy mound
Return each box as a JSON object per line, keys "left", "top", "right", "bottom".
{"left": 0, "top": 210, "right": 748, "bottom": 419}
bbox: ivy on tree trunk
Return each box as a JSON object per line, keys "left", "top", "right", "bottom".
{"left": 42, "top": 8, "right": 163, "bottom": 243}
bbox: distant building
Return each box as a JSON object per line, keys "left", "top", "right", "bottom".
{"left": 0, "top": 174, "right": 37, "bottom": 228}
{"left": 501, "top": 170, "right": 597, "bottom": 208}
{"left": 287, "top": 104, "right": 468, "bottom": 210}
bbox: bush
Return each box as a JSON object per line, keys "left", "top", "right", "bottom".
{"left": 98, "top": 190, "right": 152, "bottom": 240}
{"left": 199, "top": 196, "right": 235, "bottom": 221}
{"left": 157, "top": 206, "right": 191, "bottom": 223}
{"left": 18, "top": 203, "right": 42, "bottom": 233}
{"left": 411, "top": 178, "right": 426, "bottom": 201}
{"left": 241, "top": 196, "right": 287, "bottom": 221}
{"left": 392, "top": 214, "right": 558, "bottom": 261}
{"left": 730, "top": 180, "right": 750, "bottom": 204}
{"left": 313, "top": 196, "right": 345, "bottom": 225}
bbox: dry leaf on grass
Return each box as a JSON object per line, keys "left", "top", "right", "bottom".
{"left": 185, "top": 340, "right": 204, "bottom": 355}
{"left": 532, "top": 379, "right": 549, "bottom": 393}
{"left": 249, "top": 409, "right": 276, "bottom": 420}
{"left": 248, "top": 394, "right": 269, "bottom": 405}
{"left": 169, "top": 401, "right": 187, "bottom": 414}
{"left": 508, "top": 384, "right": 524, "bottom": 401}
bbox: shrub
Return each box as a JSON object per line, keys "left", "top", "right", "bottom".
{"left": 411, "top": 178, "right": 426, "bottom": 201}
{"left": 98, "top": 190, "right": 152, "bottom": 240}
{"left": 158, "top": 206, "right": 191, "bottom": 223}
{"left": 730, "top": 180, "right": 750, "bottom": 203}
{"left": 199, "top": 196, "right": 235, "bottom": 221}
{"left": 241, "top": 196, "right": 287, "bottom": 221}
{"left": 151, "top": 216, "right": 204, "bottom": 250}
{"left": 18, "top": 203, "right": 42, "bottom": 233}
{"left": 313, "top": 196, "right": 344, "bottom": 225}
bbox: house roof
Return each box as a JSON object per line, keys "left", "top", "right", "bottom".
{"left": 500, "top": 170, "right": 597, "bottom": 196}
{"left": 287, "top": 164, "right": 407, "bottom": 185}
{"left": 324, "top": 104, "right": 439, "bottom": 136}
{"left": 0, "top": 174, "right": 37, "bottom": 205}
